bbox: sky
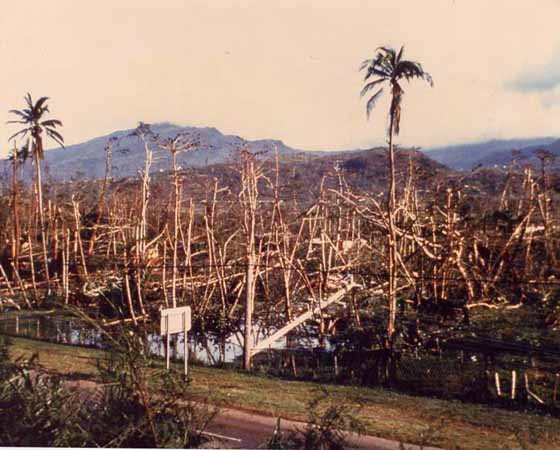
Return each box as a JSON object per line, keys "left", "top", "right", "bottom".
{"left": 1, "top": 0, "right": 560, "bottom": 157}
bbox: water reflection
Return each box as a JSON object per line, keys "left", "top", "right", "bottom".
{"left": 0, "top": 312, "right": 260, "bottom": 366}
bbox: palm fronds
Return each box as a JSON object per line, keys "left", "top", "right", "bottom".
{"left": 359, "top": 46, "right": 433, "bottom": 135}
{"left": 7, "top": 93, "right": 64, "bottom": 158}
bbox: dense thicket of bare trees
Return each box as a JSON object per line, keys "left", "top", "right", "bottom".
{"left": 0, "top": 119, "right": 558, "bottom": 374}
{"left": 0, "top": 74, "right": 558, "bottom": 399}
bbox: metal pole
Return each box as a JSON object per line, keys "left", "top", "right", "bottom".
{"left": 166, "top": 315, "right": 170, "bottom": 370}
{"left": 184, "top": 311, "right": 188, "bottom": 379}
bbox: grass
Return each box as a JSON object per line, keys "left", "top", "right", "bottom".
{"left": 7, "top": 336, "right": 560, "bottom": 450}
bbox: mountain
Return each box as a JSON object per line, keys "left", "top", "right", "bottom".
{"left": 6, "top": 122, "right": 555, "bottom": 183}
{"left": 171, "top": 146, "right": 451, "bottom": 202}
{"left": 475, "top": 139, "right": 560, "bottom": 169}
{"left": 281, "top": 147, "right": 449, "bottom": 194}
{"left": 0, "top": 121, "right": 451, "bottom": 194}
{"left": 424, "top": 137, "right": 558, "bottom": 170}
{"left": 1, "top": 122, "right": 317, "bottom": 181}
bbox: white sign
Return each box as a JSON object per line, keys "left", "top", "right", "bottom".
{"left": 160, "top": 306, "right": 191, "bottom": 335}
{"left": 160, "top": 306, "right": 192, "bottom": 376}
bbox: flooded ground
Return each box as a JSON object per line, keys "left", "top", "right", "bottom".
{"left": 0, "top": 311, "right": 244, "bottom": 365}
{"left": 0, "top": 311, "right": 326, "bottom": 369}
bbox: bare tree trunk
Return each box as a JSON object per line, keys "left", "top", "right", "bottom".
{"left": 72, "top": 197, "right": 89, "bottom": 281}
{"left": 32, "top": 139, "right": 51, "bottom": 294}
{"left": 88, "top": 139, "right": 112, "bottom": 256}
{"left": 172, "top": 151, "right": 180, "bottom": 308}
{"left": 27, "top": 233, "right": 38, "bottom": 305}
{"left": 162, "top": 237, "right": 169, "bottom": 307}
{"left": 242, "top": 155, "right": 258, "bottom": 371}
{"left": 244, "top": 244, "right": 255, "bottom": 370}
{"left": 11, "top": 144, "right": 21, "bottom": 270}
{"left": 386, "top": 114, "right": 397, "bottom": 344}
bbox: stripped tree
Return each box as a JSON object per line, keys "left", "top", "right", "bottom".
{"left": 360, "top": 46, "right": 432, "bottom": 345}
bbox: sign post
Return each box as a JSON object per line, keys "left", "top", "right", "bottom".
{"left": 165, "top": 315, "right": 170, "bottom": 370}
{"left": 160, "top": 306, "right": 191, "bottom": 378}
{"left": 183, "top": 310, "right": 189, "bottom": 377}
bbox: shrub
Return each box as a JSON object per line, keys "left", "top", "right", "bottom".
{"left": 263, "top": 388, "right": 364, "bottom": 450}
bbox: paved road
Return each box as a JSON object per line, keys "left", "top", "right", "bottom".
{"left": 203, "top": 406, "right": 440, "bottom": 449}
{"left": 63, "top": 378, "right": 439, "bottom": 449}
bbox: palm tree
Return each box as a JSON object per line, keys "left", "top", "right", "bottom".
{"left": 360, "top": 46, "right": 432, "bottom": 345}
{"left": 8, "top": 94, "right": 64, "bottom": 292}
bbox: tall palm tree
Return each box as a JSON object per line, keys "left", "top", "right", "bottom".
{"left": 8, "top": 94, "right": 64, "bottom": 292}
{"left": 360, "top": 46, "right": 432, "bottom": 345}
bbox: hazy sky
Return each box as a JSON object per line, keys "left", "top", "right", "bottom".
{"left": 1, "top": 0, "right": 560, "bottom": 157}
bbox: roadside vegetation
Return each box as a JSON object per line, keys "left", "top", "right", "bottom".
{"left": 0, "top": 333, "right": 214, "bottom": 447}
{"left": 4, "top": 335, "right": 560, "bottom": 449}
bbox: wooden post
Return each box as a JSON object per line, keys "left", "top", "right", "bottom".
{"left": 524, "top": 371, "right": 545, "bottom": 404}
{"left": 524, "top": 372, "right": 530, "bottom": 401}
{"left": 511, "top": 370, "right": 517, "bottom": 400}
{"left": 495, "top": 372, "right": 502, "bottom": 397}
{"left": 334, "top": 353, "right": 339, "bottom": 377}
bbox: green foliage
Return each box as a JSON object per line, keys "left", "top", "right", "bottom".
{"left": 397, "top": 353, "right": 490, "bottom": 401}
{"left": 77, "top": 374, "right": 211, "bottom": 448}
{"left": 263, "top": 388, "right": 365, "bottom": 450}
{"left": 0, "top": 335, "right": 14, "bottom": 380}
{"left": 94, "top": 323, "right": 215, "bottom": 448}
{"left": 360, "top": 46, "right": 432, "bottom": 132}
{"left": 0, "top": 322, "right": 215, "bottom": 448}
{"left": 8, "top": 93, "right": 64, "bottom": 156}
{"left": 0, "top": 351, "right": 88, "bottom": 446}
{"left": 397, "top": 419, "right": 449, "bottom": 450}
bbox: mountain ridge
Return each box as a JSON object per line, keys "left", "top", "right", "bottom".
{"left": 1, "top": 122, "right": 381, "bottom": 181}
{"left": 424, "top": 137, "right": 558, "bottom": 170}
{"left": 1, "top": 122, "right": 317, "bottom": 181}
{"left": 1, "top": 122, "right": 558, "bottom": 181}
